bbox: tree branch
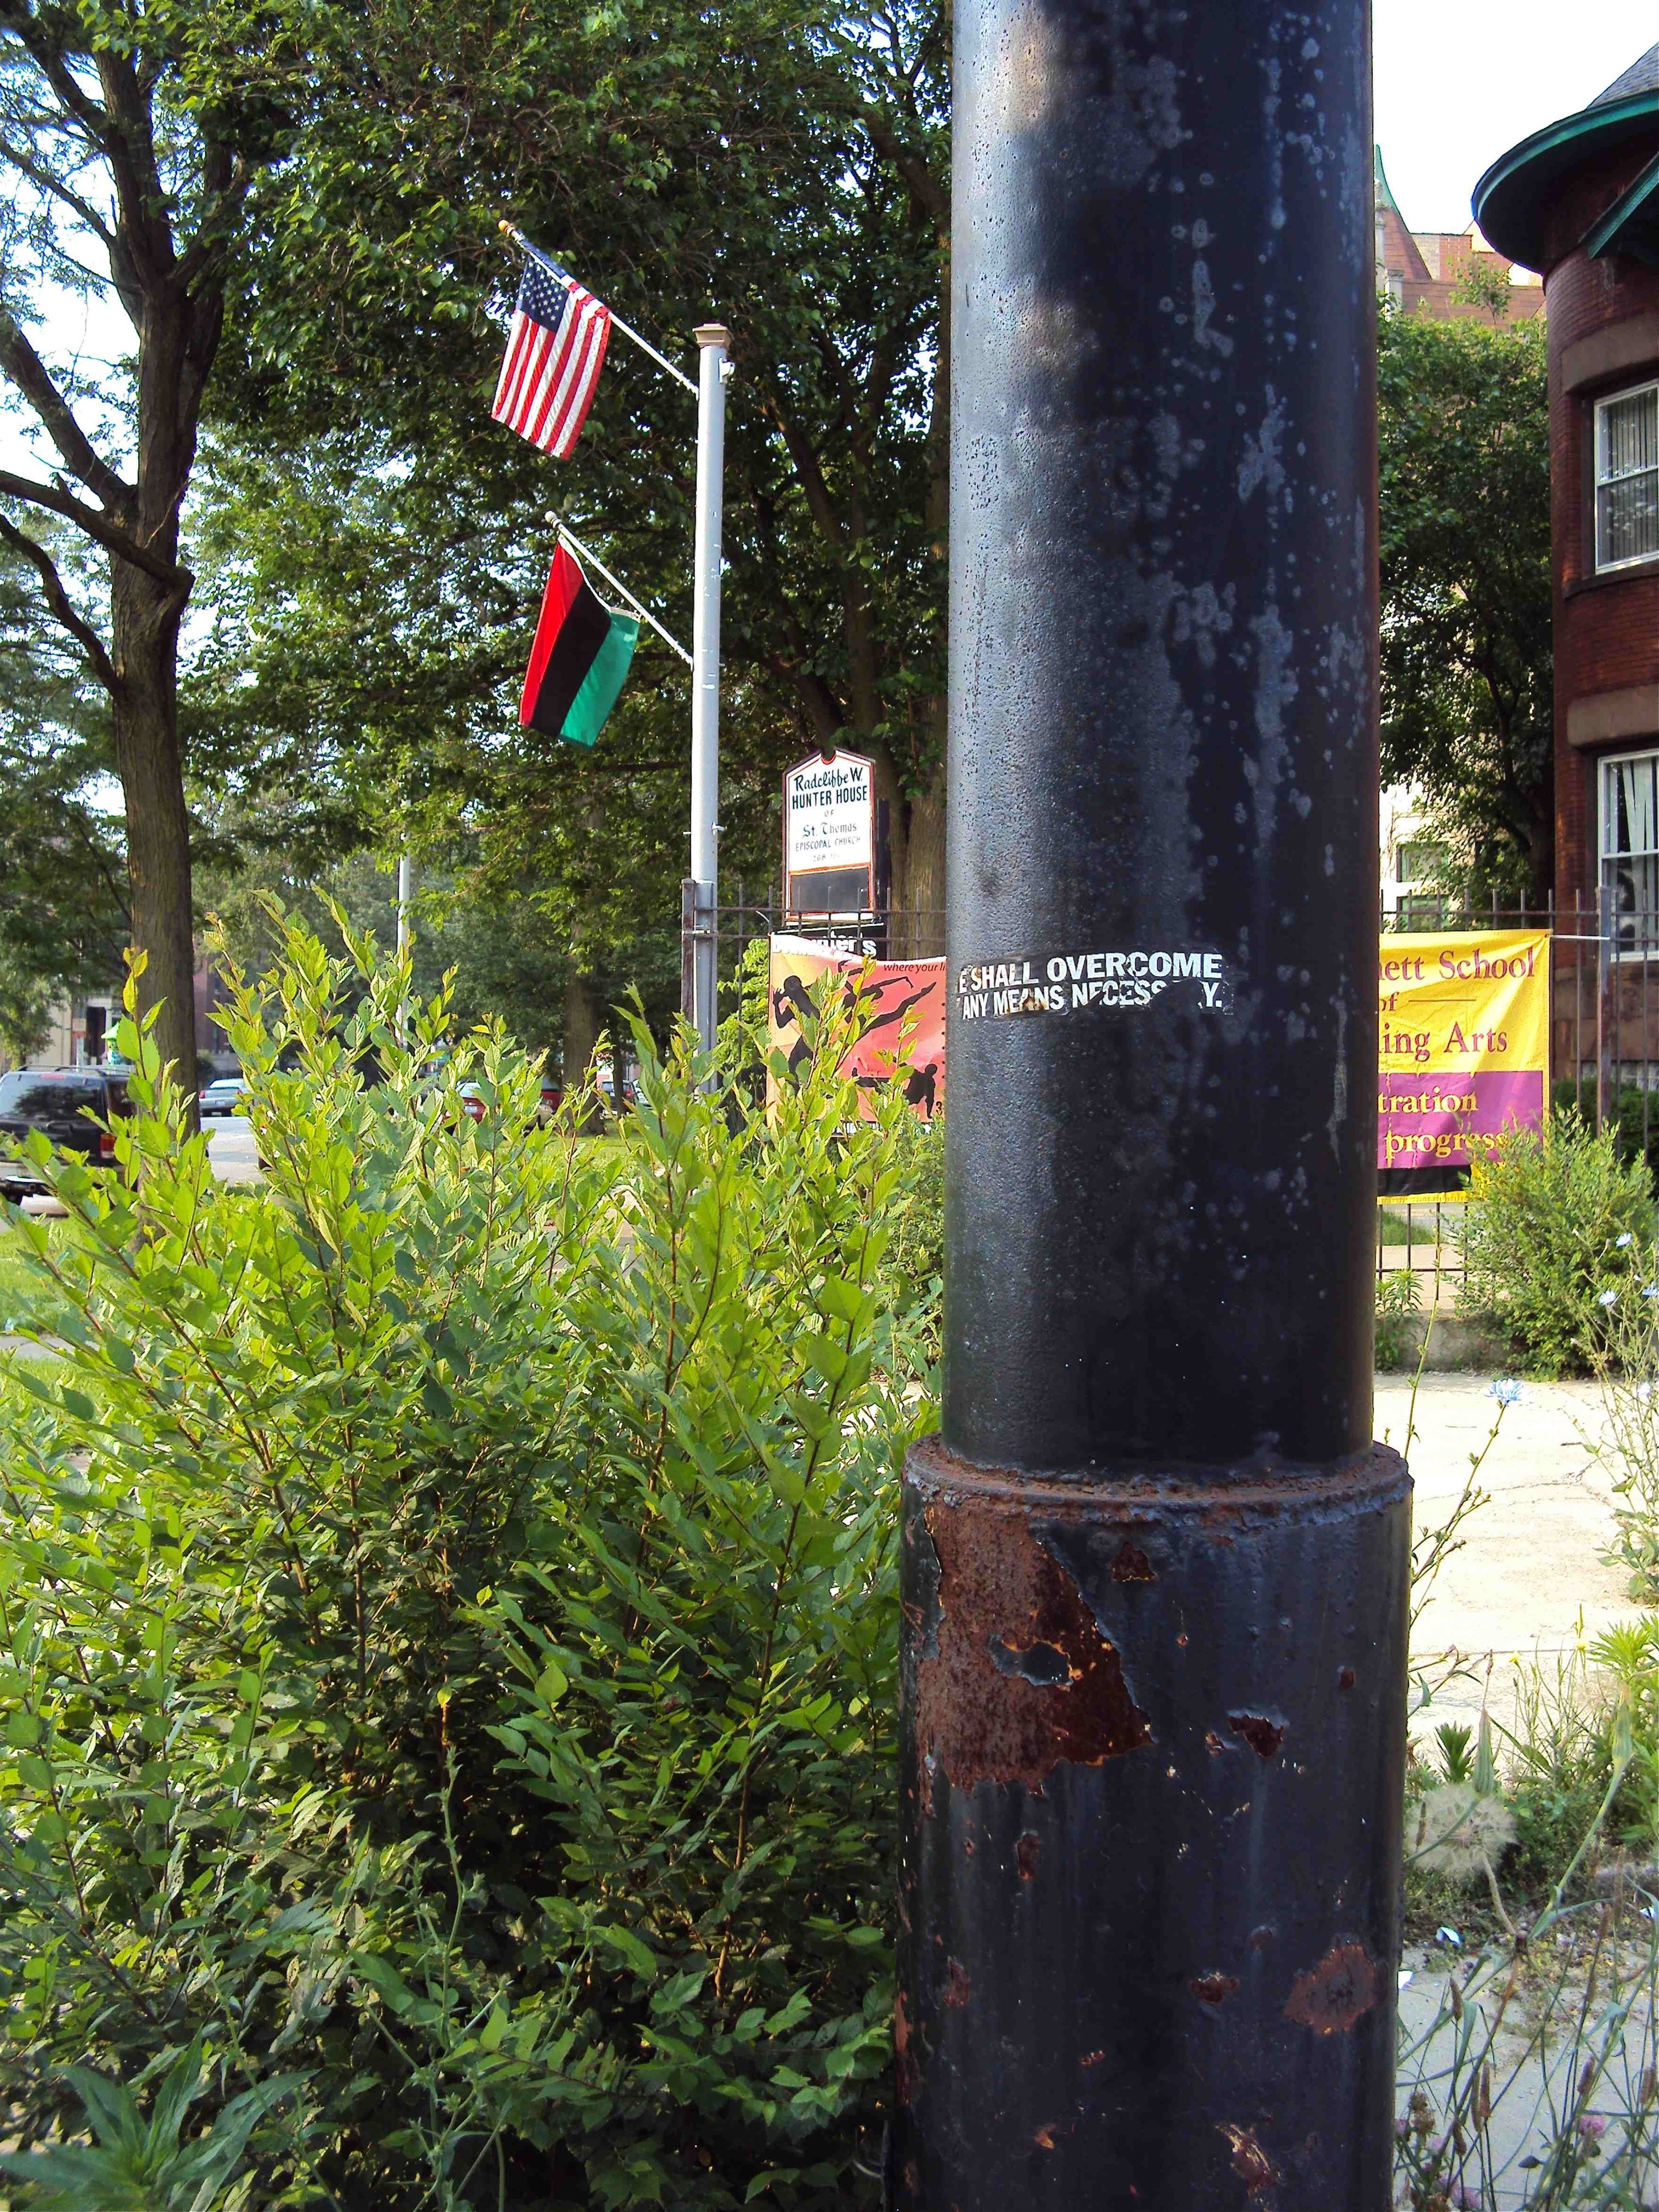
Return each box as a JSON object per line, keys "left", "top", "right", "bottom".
{"left": 0, "top": 314, "right": 133, "bottom": 512}
{"left": 1, "top": 11, "right": 114, "bottom": 150}
{"left": 93, "top": 48, "right": 175, "bottom": 294}
{"left": 0, "top": 135, "right": 116, "bottom": 248}
{"left": 862, "top": 109, "right": 948, "bottom": 226}
{"left": 0, "top": 514, "right": 117, "bottom": 693}
{"left": 173, "top": 152, "right": 252, "bottom": 295}
{"left": 0, "top": 469, "right": 181, "bottom": 583}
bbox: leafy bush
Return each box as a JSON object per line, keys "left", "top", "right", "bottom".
{"left": 1554, "top": 1076, "right": 1659, "bottom": 1184}
{"left": 0, "top": 920, "right": 937, "bottom": 2209}
{"left": 1595, "top": 1270, "right": 1659, "bottom": 1599}
{"left": 1459, "top": 1110, "right": 1655, "bottom": 1376}
{"left": 879, "top": 1112, "right": 942, "bottom": 1348}
{"left": 1375, "top": 1268, "right": 1421, "bottom": 1370}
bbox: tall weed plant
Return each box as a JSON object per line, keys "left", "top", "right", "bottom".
{"left": 1460, "top": 1112, "right": 1654, "bottom": 1376}
{"left": 0, "top": 921, "right": 937, "bottom": 2210}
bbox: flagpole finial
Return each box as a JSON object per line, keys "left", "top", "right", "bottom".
{"left": 693, "top": 324, "right": 732, "bottom": 348}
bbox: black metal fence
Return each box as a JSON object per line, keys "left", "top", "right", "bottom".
{"left": 700, "top": 886, "right": 948, "bottom": 1005}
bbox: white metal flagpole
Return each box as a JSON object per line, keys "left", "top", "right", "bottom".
{"left": 689, "top": 324, "right": 731, "bottom": 1055}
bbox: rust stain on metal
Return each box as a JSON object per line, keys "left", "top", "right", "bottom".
{"left": 1250, "top": 1924, "right": 1275, "bottom": 1949}
{"left": 945, "top": 1958, "right": 971, "bottom": 2008}
{"left": 1206, "top": 1729, "right": 1225, "bottom": 1755}
{"left": 1034, "top": 2124, "right": 1056, "bottom": 2150}
{"left": 1284, "top": 1940, "right": 1379, "bottom": 2034}
{"left": 895, "top": 1990, "right": 918, "bottom": 2104}
{"left": 1191, "top": 1971, "right": 1240, "bottom": 2005}
{"left": 1080, "top": 2047, "right": 1107, "bottom": 2067}
{"left": 1112, "top": 1537, "right": 1155, "bottom": 1582}
{"left": 914, "top": 1504, "right": 1151, "bottom": 1800}
{"left": 1338, "top": 1666, "right": 1356, "bottom": 1691}
{"left": 1017, "top": 1829, "right": 1040, "bottom": 1880}
{"left": 1229, "top": 1711, "right": 1285, "bottom": 1760}
{"left": 1218, "top": 2123, "right": 1279, "bottom": 2194}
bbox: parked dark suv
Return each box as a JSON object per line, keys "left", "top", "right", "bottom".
{"left": 0, "top": 1070, "right": 121, "bottom": 1199}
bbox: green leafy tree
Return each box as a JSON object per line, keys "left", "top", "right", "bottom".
{"left": 1378, "top": 305, "right": 1553, "bottom": 906}
{"left": 0, "top": 540, "right": 128, "bottom": 1031}
{"left": 190, "top": 0, "right": 950, "bottom": 976}
{"left": 0, "top": 0, "right": 319, "bottom": 1102}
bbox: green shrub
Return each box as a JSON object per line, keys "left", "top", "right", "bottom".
{"left": 880, "top": 1112, "right": 942, "bottom": 1347}
{"left": 0, "top": 921, "right": 936, "bottom": 2209}
{"left": 1459, "top": 1109, "right": 1655, "bottom": 1376}
{"left": 1554, "top": 1076, "right": 1659, "bottom": 1183}
{"left": 1595, "top": 1272, "right": 1659, "bottom": 1598}
{"left": 1374, "top": 1268, "right": 1421, "bottom": 1371}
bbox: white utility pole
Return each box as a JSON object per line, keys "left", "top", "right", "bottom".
{"left": 397, "top": 854, "right": 413, "bottom": 955}
{"left": 688, "top": 323, "right": 731, "bottom": 1054}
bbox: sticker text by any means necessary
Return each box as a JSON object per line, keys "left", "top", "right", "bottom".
{"left": 956, "top": 950, "right": 1234, "bottom": 1022}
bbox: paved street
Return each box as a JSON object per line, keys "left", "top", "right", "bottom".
{"left": 204, "top": 1112, "right": 259, "bottom": 1183}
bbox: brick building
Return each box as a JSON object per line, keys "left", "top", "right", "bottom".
{"left": 1375, "top": 149, "right": 1544, "bottom": 324}
{"left": 1475, "top": 45, "right": 1659, "bottom": 1078}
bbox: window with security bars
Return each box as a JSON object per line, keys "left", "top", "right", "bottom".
{"left": 1595, "top": 383, "right": 1659, "bottom": 571}
{"left": 1602, "top": 750, "right": 1659, "bottom": 955}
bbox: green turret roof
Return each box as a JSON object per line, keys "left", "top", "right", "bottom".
{"left": 1474, "top": 47, "right": 1659, "bottom": 272}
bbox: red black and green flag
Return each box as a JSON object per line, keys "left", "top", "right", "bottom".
{"left": 519, "top": 544, "right": 639, "bottom": 748}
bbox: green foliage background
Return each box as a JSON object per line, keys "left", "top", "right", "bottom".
{"left": 1378, "top": 303, "right": 1553, "bottom": 906}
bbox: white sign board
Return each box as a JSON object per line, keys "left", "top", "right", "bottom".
{"left": 784, "top": 750, "right": 875, "bottom": 879}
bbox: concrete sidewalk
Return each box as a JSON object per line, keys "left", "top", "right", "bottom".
{"left": 1386, "top": 1371, "right": 1636, "bottom": 1740}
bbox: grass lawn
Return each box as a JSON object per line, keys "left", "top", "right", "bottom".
{"left": 0, "top": 1216, "right": 75, "bottom": 1335}
{"left": 1378, "top": 1205, "right": 1463, "bottom": 1248}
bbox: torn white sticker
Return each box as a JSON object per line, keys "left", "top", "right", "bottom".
{"left": 956, "top": 950, "right": 1235, "bottom": 1022}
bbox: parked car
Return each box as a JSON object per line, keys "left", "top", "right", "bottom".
{"left": 199, "top": 1075, "right": 250, "bottom": 1118}
{"left": 60, "top": 1062, "right": 133, "bottom": 1117}
{"left": 0, "top": 1069, "right": 121, "bottom": 1198}
{"left": 536, "top": 1078, "right": 564, "bottom": 1124}
{"left": 457, "top": 1083, "right": 486, "bottom": 1124}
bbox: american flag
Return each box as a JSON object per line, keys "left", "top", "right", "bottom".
{"left": 492, "top": 255, "right": 612, "bottom": 458}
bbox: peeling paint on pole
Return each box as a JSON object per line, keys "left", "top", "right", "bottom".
{"left": 893, "top": 0, "right": 1410, "bottom": 2202}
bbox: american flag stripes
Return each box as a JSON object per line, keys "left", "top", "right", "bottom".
{"left": 492, "top": 254, "right": 612, "bottom": 458}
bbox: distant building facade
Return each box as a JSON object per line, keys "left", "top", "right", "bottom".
{"left": 1376, "top": 149, "right": 1545, "bottom": 324}
{"left": 1475, "top": 45, "right": 1659, "bottom": 1078}
{"left": 1475, "top": 50, "right": 1659, "bottom": 921}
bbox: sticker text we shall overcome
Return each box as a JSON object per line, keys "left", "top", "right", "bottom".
{"left": 957, "top": 950, "right": 1233, "bottom": 1021}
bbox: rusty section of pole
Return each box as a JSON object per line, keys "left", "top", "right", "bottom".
{"left": 894, "top": 0, "right": 1410, "bottom": 2203}
{"left": 896, "top": 1443, "right": 1409, "bottom": 2205}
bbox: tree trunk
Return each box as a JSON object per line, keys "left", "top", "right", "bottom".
{"left": 109, "top": 559, "right": 196, "bottom": 1110}
{"left": 884, "top": 193, "right": 950, "bottom": 964}
{"left": 562, "top": 956, "right": 603, "bottom": 1133}
{"left": 894, "top": 779, "right": 946, "bottom": 957}
{"left": 562, "top": 801, "right": 607, "bottom": 1109}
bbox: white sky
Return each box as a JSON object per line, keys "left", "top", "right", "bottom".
{"left": 1376, "top": 0, "right": 1659, "bottom": 236}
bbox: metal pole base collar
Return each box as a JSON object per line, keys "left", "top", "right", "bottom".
{"left": 894, "top": 1437, "right": 1411, "bottom": 2210}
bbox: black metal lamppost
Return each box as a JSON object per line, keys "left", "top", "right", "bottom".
{"left": 894, "top": 2, "right": 1408, "bottom": 2203}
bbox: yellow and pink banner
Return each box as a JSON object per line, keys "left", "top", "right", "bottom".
{"left": 765, "top": 926, "right": 1550, "bottom": 1160}
{"left": 1378, "top": 929, "right": 1550, "bottom": 1170}
{"left": 767, "top": 935, "right": 946, "bottom": 1120}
